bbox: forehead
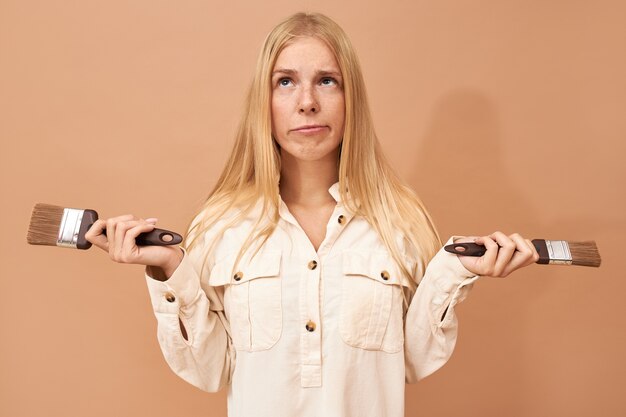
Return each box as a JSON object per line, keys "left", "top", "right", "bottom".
{"left": 273, "top": 36, "right": 340, "bottom": 70}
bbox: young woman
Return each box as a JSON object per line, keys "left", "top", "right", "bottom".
{"left": 86, "top": 12, "right": 538, "bottom": 417}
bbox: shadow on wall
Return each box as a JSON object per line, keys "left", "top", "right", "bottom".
{"left": 409, "top": 89, "right": 537, "bottom": 235}
{"left": 404, "top": 89, "right": 616, "bottom": 415}
{"left": 406, "top": 89, "right": 542, "bottom": 412}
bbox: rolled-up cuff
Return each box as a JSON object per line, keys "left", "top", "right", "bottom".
{"left": 426, "top": 237, "right": 480, "bottom": 326}
{"left": 145, "top": 248, "right": 202, "bottom": 314}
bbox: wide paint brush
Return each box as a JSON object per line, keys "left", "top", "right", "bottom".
{"left": 26, "top": 203, "right": 182, "bottom": 249}
{"left": 445, "top": 239, "right": 601, "bottom": 267}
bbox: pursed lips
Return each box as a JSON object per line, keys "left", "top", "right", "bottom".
{"left": 290, "top": 125, "right": 329, "bottom": 134}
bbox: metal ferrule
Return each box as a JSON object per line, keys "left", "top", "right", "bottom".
{"left": 57, "top": 208, "right": 84, "bottom": 248}
{"left": 545, "top": 240, "right": 573, "bottom": 265}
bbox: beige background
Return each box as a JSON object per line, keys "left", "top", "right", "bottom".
{"left": 1, "top": 1, "right": 625, "bottom": 416}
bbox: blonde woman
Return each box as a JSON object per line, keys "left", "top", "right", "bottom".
{"left": 86, "top": 12, "right": 538, "bottom": 417}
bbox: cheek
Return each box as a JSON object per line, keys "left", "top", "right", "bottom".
{"left": 332, "top": 96, "right": 346, "bottom": 128}
{"left": 271, "top": 97, "right": 289, "bottom": 132}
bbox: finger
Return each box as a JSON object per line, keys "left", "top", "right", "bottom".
{"left": 475, "top": 235, "right": 499, "bottom": 275}
{"left": 106, "top": 215, "right": 135, "bottom": 259}
{"left": 526, "top": 239, "right": 540, "bottom": 264}
{"left": 489, "top": 231, "right": 517, "bottom": 276}
{"left": 120, "top": 223, "right": 157, "bottom": 263}
{"left": 516, "top": 236, "right": 539, "bottom": 268}
{"left": 107, "top": 214, "right": 136, "bottom": 223}
{"left": 85, "top": 219, "right": 109, "bottom": 251}
{"left": 501, "top": 233, "right": 535, "bottom": 276}
{"left": 113, "top": 219, "right": 145, "bottom": 260}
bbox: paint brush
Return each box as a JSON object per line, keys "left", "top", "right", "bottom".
{"left": 26, "top": 203, "right": 182, "bottom": 250}
{"left": 444, "top": 239, "right": 601, "bottom": 267}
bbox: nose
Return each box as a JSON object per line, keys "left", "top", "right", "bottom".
{"left": 298, "top": 86, "right": 318, "bottom": 114}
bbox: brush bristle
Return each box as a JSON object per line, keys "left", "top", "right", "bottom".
{"left": 569, "top": 241, "right": 601, "bottom": 267}
{"left": 26, "top": 203, "right": 65, "bottom": 246}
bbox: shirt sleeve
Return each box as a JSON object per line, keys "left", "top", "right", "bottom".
{"left": 404, "top": 236, "right": 479, "bottom": 383}
{"left": 144, "top": 237, "right": 234, "bottom": 392}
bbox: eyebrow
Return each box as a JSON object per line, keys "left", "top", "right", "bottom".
{"left": 272, "top": 68, "right": 342, "bottom": 78}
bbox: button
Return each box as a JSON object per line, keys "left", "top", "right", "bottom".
{"left": 233, "top": 271, "right": 243, "bottom": 281}
{"left": 165, "top": 292, "right": 176, "bottom": 303}
{"left": 380, "top": 270, "right": 390, "bottom": 281}
{"left": 305, "top": 320, "right": 316, "bottom": 332}
{"left": 338, "top": 215, "right": 345, "bottom": 224}
{"left": 308, "top": 260, "right": 318, "bottom": 270}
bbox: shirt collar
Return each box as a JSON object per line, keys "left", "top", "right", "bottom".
{"left": 276, "top": 181, "right": 343, "bottom": 203}
{"left": 328, "top": 182, "right": 341, "bottom": 202}
{"left": 277, "top": 182, "right": 346, "bottom": 227}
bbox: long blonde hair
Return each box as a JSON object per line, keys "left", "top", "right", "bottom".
{"left": 185, "top": 12, "right": 441, "bottom": 284}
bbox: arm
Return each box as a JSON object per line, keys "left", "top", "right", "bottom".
{"left": 404, "top": 237, "right": 479, "bottom": 382}
{"left": 85, "top": 214, "right": 234, "bottom": 392}
{"left": 145, "top": 247, "right": 233, "bottom": 392}
{"left": 404, "top": 232, "right": 538, "bottom": 382}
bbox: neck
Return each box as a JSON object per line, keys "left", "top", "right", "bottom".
{"left": 279, "top": 152, "right": 338, "bottom": 207}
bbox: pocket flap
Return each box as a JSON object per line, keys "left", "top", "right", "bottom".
{"left": 342, "top": 250, "right": 408, "bottom": 286}
{"left": 209, "top": 250, "right": 281, "bottom": 286}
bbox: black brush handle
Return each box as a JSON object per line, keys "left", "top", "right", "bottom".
{"left": 444, "top": 240, "right": 544, "bottom": 258}
{"left": 444, "top": 242, "right": 488, "bottom": 256}
{"left": 77, "top": 209, "right": 182, "bottom": 249}
{"left": 122, "top": 228, "right": 183, "bottom": 246}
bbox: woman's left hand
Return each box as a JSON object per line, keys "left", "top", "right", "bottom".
{"left": 454, "top": 231, "right": 540, "bottom": 277}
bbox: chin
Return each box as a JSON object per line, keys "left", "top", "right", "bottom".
{"left": 281, "top": 146, "right": 340, "bottom": 163}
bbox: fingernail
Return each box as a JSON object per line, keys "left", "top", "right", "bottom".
{"left": 145, "top": 217, "right": 158, "bottom": 223}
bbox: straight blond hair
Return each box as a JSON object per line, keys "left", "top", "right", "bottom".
{"left": 185, "top": 12, "right": 441, "bottom": 285}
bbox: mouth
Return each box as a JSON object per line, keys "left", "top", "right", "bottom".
{"left": 291, "top": 125, "right": 329, "bottom": 134}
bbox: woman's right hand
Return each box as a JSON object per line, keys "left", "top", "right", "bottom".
{"left": 85, "top": 214, "right": 184, "bottom": 280}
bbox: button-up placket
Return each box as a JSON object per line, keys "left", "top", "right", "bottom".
{"left": 278, "top": 183, "right": 354, "bottom": 387}
{"left": 300, "top": 250, "right": 322, "bottom": 387}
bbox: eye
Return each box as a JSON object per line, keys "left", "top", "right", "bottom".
{"left": 278, "top": 77, "right": 293, "bottom": 87}
{"left": 320, "top": 77, "right": 337, "bottom": 86}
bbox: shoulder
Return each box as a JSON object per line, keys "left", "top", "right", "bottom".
{"left": 191, "top": 197, "right": 268, "bottom": 231}
{"left": 187, "top": 198, "right": 275, "bottom": 253}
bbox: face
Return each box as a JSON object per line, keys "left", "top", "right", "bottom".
{"left": 271, "top": 36, "right": 345, "bottom": 164}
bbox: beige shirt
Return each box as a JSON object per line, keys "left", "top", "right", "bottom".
{"left": 145, "top": 183, "right": 478, "bottom": 417}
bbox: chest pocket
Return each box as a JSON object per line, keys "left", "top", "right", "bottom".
{"left": 340, "top": 250, "right": 410, "bottom": 353}
{"left": 209, "top": 250, "right": 282, "bottom": 352}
